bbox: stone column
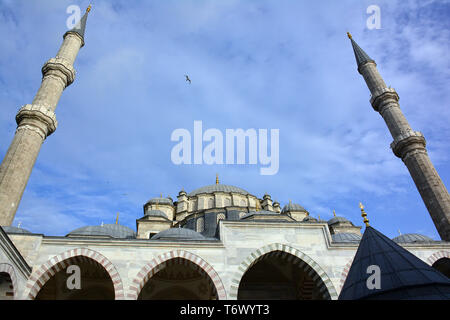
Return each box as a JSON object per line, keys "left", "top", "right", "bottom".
{"left": 0, "top": 32, "right": 83, "bottom": 226}
{"left": 360, "top": 61, "right": 450, "bottom": 241}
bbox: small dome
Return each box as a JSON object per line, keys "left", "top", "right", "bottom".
{"left": 145, "top": 209, "right": 169, "bottom": 219}
{"left": 151, "top": 228, "right": 206, "bottom": 240}
{"left": 392, "top": 233, "right": 434, "bottom": 243}
{"left": 282, "top": 202, "right": 306, "bottom": 213}
{"left": 2, "top": 226, "right": 32, "bottom": 234}
{"left": 188, "top": 184, "right": 250, "bottom": 197}
{"left": 145, "top": 197, "right": 173, "bottom": 206}
{"left": 327, "top": 216, "right": 350, "bottom": 225}
{"left": 67, "top": 224, "right": 136, "bottom": 239}
{"left": 302, "top": 216, "right": 318, "bottom": 223}
{"left": 332, "top": 233, "right": 362, "bottom": 243}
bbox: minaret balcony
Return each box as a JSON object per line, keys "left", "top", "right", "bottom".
{"left": 41, "top": 57, "right": 76, "bottom": 87}
{"left": 370, "top": 87, "right": 399, "bottom": 112}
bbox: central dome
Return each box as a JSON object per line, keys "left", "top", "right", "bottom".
{"left": 188, "top": 184, "right": 250, "bottom": 197}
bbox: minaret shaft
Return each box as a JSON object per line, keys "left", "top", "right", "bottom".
{"left": 353, "top": 43, "right": 450, "bottom": 241}
{"left": 0, "top": 28, "right": 85, "bottom": 226}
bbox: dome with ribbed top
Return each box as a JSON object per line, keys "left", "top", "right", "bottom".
{"left": 392, "top": 233, "right": 434, "bottom": 244}
{"left": 282, "top": 202, "right": 307, "bottom": 213}
{"left": 67, "top": 224, "right": 136, "bottom": 239}
{"left": 2, "top": 226, "right": 32, "bottom": 234}
{"left": 327, "top": 216, "right": 350, "bottom": 225}
{"left": 151, "top": 228, "right": 206, "bottom": 240}
{"left": 145, "top": 197, "right": 173, "bottom": 206}
{"left": 332, "top": 232, "right": 362, "bottom": 243}
{"left": 188, "top": 184, "right": 250, "bottom": 197}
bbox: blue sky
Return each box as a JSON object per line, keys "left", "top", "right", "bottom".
{"left": 0, "top": 0, "right": 449, "bottom": 240}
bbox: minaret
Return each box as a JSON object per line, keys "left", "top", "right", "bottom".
{"left": 0, "top": 6, "right": 92, "bottom": 226}
{"left": 348, "top": 32, "right": 450, "bottom": 241}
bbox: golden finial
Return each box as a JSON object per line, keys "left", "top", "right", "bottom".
{"left": 289, "top": 199, "right": 292, "bottom": 205}
{"left": 255, "top": 199, "right": 260, "bottom": 211}
{"left": 333, "top": 209, "right": 336, "bottom": 217}
{"left": 115, "top": 212, "right": 119, "bottom": 225}
{"left": 160, "top": 193, "right": 162, "bottom": 198}
{"left": 216, "top": 174, "right": 219, "bottom": 185}
{"left": 86, "top": 5, "right": 92, "bottom": 13}
{"left": 359, "top": 202, "right": 370, "bottom": 227}
{"left": 347, "top": 32, "right": 352, "bottom": 39}
{"left": 318, "top": 214, "right": 321, "bottom": 221}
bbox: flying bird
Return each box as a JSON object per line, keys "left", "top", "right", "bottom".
{"left": 185, "top": 74, "right": 191, "bottom": 84}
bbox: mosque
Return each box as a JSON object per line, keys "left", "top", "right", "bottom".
{"left": 0, "top": 7, "right": 449, "bottom": 300}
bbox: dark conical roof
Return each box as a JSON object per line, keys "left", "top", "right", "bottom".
{"left": 339, "top": 226, "right": 450, "bottom": 300}
{"left": 64, "top": 6, "right": 91, "bottom": 47}
{"left": 347, "top": 33, "right": 375, "bottom": 72}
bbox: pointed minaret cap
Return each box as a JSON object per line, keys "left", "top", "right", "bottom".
{"left": 339, "top": 224, "right": 450, "bottom": 299}
{"left": 64, "top": 5, "right": 92, "bottom": 47}
{"left": 347, "top": 32, "right": 375, "bottom": 73}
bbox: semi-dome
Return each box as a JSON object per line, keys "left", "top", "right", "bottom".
{"left": 392, "top": 233, "right": 434, "bottom": 244}
{"left": 188, "top": 184, "right": 250, "bottom": 197}
{"left": 145, "top": 209, "right": 169, "bottom": 219}
{"left": 332, "top": 232, "right": 362, "bottom": 243}
{"left": 67, "top": 224, "right": 136, "bottom": 239}
{"left": 240, "top": 210, "right": 279, "bottom": 219}
{"left": 2, "top": 226, "right": 32, "bottom": 234}
{"left": 151, "top": 228, "right": 206, "bottom": 240}
{"left": 327, "top": 216, "right": 350, "bottom": 225}
{"left": 282, "top": 202, "right": 307, "bottom": 213}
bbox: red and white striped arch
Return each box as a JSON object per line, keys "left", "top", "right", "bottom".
{"left": 228, "top": 243, "right": 339, "bottom": 300}
{"left": 25, "top": 248, "right": 124, "bottom": 300}
{"left": 427, "top": 250, "right": 450, "bottom": 266}
{"left": 339, "top": 258, "right": 354, "bottom": 291}
{"left": 127, "top": 250, "right": 226, "bottom": 300}
{"left": 0, "top": 263, "right": 17, "bottom": 299}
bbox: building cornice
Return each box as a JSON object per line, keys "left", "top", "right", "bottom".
{"left": 0, "top": 227, "right": 32, "bottom": 278}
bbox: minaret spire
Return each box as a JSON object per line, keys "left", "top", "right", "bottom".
{"left": 64, "top": 5, "right": 92, "bottom": 48}
{"left": 347, "top": 32, "right": 375, "bottom": 73}
{"left": 348, "top": 34, "right": 450, "bottom": 241}
{"left": 0, "top": 9, "right": 91, "bottom": 226}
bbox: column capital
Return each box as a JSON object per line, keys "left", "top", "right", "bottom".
{"left": 370, "top": 87, "right": 399, "bottom": 112}
{"left": 390, "top": 130, "right": 426, "bottom": 159}
{"left": 41, "top": 57, "right": 76, "bottom": 87}
{"left": 15, "top": 104, "right": 58, "bottom": 139}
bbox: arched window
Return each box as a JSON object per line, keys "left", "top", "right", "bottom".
{"left": 197, "top": 217, "right": 205, "bottom": 233}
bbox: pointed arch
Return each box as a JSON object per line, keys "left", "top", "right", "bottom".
{"left": 25, "top": 248, "right": 124, "bottom": 300}
{"left": 0, "top": 263, "right": 17, "bottom": 299}
{"left": 229, "top": 243, "right": 338, "bottom": 300}
{"left": 427, "top": 250, "right": 450, "bottom": 266}
{"left": 128, "top": 250, "right": 226, "bottom": 300}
